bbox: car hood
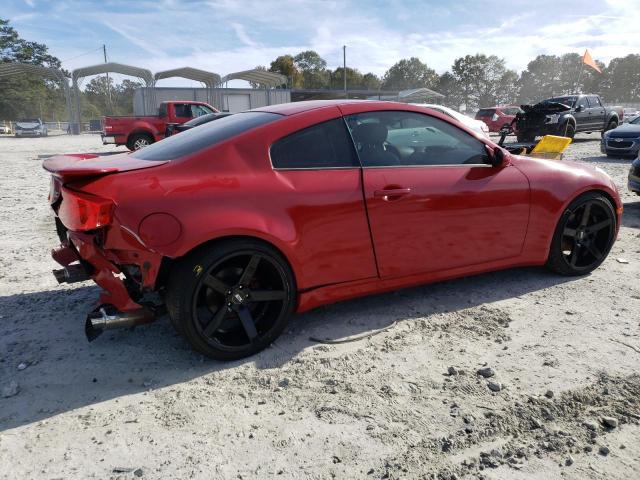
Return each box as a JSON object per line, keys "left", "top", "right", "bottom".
{"left": 511, "top": 154, "right": 617, "bottom": 191}
{"left": 606, "top": 123, "right": 640, "bottom": 138}
{"left": 522, "top": 102, "right": 572, "bottom": 114}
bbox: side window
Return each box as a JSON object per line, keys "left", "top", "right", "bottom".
{"left": 192, "top": 104, "right": 213, "bottom": 117}
{"left": 270, "top": 118, "right": 359, "bottom": 169}
{"left": 588, "top": 96, "right": 602, "bottom": 108}
{"left": 344, "top": 111, "right": 489, "bottom": 167}
{"left": 174, "top": 104, "right": 191, "bottom": 117}
{"left": 576, "top": 97, "right": 589, "bottom": 110}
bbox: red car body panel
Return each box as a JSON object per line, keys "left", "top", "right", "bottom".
{"left": 46, "top": 100, "right": 622, "bottom": 321}
{"left": 102, "top": 101, "right": 217, "bottom": 147}
{"left": 475, "top": 105, "right": 521, "bottom": 133}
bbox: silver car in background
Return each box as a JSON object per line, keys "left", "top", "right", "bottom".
{"left": 15, "top": 118, "right": 48, "bottom": 137}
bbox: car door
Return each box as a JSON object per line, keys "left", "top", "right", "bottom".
{"left": 342, "top": 108, "right": 530, "bottom": 279}
{"left": 573, "top": 96, "right": 590, "bottom": 131}
{"left": 267, "top": 111, "right": 378, "bottom": 288}
{"left": 587, "top": 95, "right": 605, "bottom": 129}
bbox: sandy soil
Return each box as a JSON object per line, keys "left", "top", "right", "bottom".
{"left": 1, "top": 132, "right": 639, "bottom": 480}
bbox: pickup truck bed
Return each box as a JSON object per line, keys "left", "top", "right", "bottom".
{"left": 102, "top": 101, "right": 217, "bottom": 150}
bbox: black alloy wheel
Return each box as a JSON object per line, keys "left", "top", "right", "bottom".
{"left": 166, "top": 239, "right": 295, "bottom": 360}
{"left": 547, "top": 192, "right": 616, "bottom": 275}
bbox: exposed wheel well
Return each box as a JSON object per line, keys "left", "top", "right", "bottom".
{"left": 156, "top": 235, "right": 297, "bottom": 290}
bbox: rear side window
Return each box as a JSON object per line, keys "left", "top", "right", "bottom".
{"left": 174, "top": 104, "right": 191, "bottom": 117}
{"left": 131, "top": 112, "right": 281, "bottom": 161}
{"left": 588, "top": 96, "right": 602, "bottom": 107}
{"left": 476, "top": 109, "right": 495, "bottom": 117}
{"left": 270, "top": 118, "right": 359, "bottom": 169}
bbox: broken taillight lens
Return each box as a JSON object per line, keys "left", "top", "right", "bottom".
{"left": 58, "top": 187, "right": 114, "bottom": 232}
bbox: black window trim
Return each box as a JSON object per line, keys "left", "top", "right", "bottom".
{"left": 344, "top": 109, "right": 494, "bottom": 169}
{"left": 269, "top": 117, "right": 362, "bottom": 171}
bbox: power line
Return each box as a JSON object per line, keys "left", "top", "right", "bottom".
{"left": 60, "top": 47, "right": 103, "bottom": 64}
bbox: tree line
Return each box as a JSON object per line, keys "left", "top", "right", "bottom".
{"left": 260, "top": 50, "right": 640, "bottom": 109}
{"left": 2, "top": 16, "right": 640, "bottom": 122}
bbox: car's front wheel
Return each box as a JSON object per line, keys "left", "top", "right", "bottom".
{"left": 166, "top": 239, "right": 296, "bottom": 360}
{"left": 546, "top": 192, "right": 616, "bottom": 276}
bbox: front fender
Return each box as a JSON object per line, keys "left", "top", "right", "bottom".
{"left": 511, "top": 156, "right": 621, "bottom": 262}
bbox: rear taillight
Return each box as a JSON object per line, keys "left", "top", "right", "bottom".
{"left": 58, "top": 187, "right": 114, "bottom": 232}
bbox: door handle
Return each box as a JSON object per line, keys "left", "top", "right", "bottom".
{"left": 374, "top": 188, "right": 411, "bottom": 200}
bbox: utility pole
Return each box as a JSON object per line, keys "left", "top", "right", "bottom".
{"left": 103, "top": 44, "right": 112, "bottom": 113}
{"left": 343, "top": 45, "right": 347, "bottom": 99}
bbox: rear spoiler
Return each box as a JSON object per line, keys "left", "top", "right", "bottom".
{"left": 42, "top": 153, "right": 167, "bottom": 181}
{"left": 43, "top": 154, "right": 119, "bottom": 180}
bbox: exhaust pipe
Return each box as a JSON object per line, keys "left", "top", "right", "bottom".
{"left": 85, "top": 305, "right": 155, "bottom": 341}
{"left": 53, "top": 264, "right": 90, "bottom": 284}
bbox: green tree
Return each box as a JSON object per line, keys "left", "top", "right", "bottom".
{"left": 0, "top": 18, "right": 68, "bottom": 121}
{"left": 601, "top": 54, "right": 640, "bottom": 102}
{"left": 451, "top": 54, "right": 517, "bottom": 109}
{"left": 362, "top": 72, "right": 381, "bottom": 91}
{"left": 294, "top": 50, "right": 329, "bottom": 88}
{"left": 437, "top": 72, "right": 463, "bottom": 108}
{"left": 330, "top": 67, "right": 363, "bottom": 90}
{"left": 381, "top": 57, "right": 438, "bottom": 91}
{"left": 269, "top": 54, "right": 300, "bottom": 87}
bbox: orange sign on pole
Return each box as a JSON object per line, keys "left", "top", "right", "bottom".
{"left": 582, "top": 49, "right": 602, "bottom": 73}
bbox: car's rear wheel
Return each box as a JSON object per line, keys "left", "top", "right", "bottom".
{"left": 546, "top": 192, "right": 616, "bottom": 276}
{"left": 127, "top": 133, "right": 154, "bottom": 151}
{"left": 166, "top": 239, "right": 296, "bottom": 360}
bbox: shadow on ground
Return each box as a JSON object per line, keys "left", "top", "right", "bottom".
{"left": 1, "top": 265, "right": 578, "bottom": 431}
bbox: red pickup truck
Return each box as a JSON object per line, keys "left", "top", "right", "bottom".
{"left": 102, "top": 101, "right": 217, "bottom": 150}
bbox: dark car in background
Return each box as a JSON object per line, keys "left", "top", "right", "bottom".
{"left": 515, "top": 94, "right": 621, "bottom": 142}
{"left": 165, "top": 112, "right": 232, "bottom": 137}
{"left": 602, "top": 116, "right": 640, "bottom": 158}
{"left": 475, "top": 105, "right": 522, "bottom": 133}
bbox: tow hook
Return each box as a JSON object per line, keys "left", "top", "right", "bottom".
{"left": 52, "top": 264, "right": 90, "bottom": 284}
{"left": 85, "top": 305, "right": 155, "bottom": 341}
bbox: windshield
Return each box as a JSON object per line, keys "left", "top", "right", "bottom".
{"left": 18, "top": 118, "right": 39, "bottom": 123}
{"left": 632, "top": 116, "right": 640, "bottom": 125}
{"left": 131, "top": 111, "right": 281, "bottom": 161}
{"left": 544, "top": 96, "right": 577, "bottom": 107}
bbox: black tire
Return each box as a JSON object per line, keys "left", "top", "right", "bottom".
{"left": 516, "top": 132, "right": 535, "bottom": 143}
{"left": 127, "top": 133, "right": 154, "bottom": 151}
{"left": 546, "top": 192, "right": 616, "bottom": 276}
{"left": 165, "top": 239, "right": 296, "bottom": 360}
{"left": 561, "top": 123, "right": 575, "bottom": 139}
{"left": 602, "top": 120, "right": 618, "bottom": 138}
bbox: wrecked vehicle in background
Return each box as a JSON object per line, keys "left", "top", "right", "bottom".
{"left": 515, "top": 94, "right": 622, "bottom": 142}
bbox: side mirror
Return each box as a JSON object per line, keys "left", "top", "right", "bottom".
{"left": 486, "top": 145, "right": 506, "bottom": 167}
{"left": 575, "top": 105, "right": 584, "bottom": 112}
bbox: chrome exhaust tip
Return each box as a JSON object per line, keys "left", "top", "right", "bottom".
{"left": 85, "top": 305, "right": 154, "bottom": 342}
{"left": 53, "top": 264, "right": 90, "bottom": 284}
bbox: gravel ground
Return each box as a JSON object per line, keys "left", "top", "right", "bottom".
{"left": 1, "top": 132, "right": 639, "bottom": 480}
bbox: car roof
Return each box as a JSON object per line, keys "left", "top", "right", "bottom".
{"left": 254, "top": 99, "right": 405, "bottom": 116}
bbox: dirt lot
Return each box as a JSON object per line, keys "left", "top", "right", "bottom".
{"left": 1, "top": 132, "right": 639, "bottom": 480}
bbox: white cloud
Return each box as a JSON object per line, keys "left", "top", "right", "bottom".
{"left": 8, "top": 0, "right": 640, "bottom": 84}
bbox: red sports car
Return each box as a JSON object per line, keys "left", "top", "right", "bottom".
{"left": 44, "top": 100, "right": 622, "bottom": 360}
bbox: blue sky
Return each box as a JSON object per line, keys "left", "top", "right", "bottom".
{"left": 4, "top": 0, "right": 640, "bottom": 87}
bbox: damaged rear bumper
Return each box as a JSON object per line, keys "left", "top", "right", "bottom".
{"left": 51, "top": 230, "right": 163, "bottom": 340}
